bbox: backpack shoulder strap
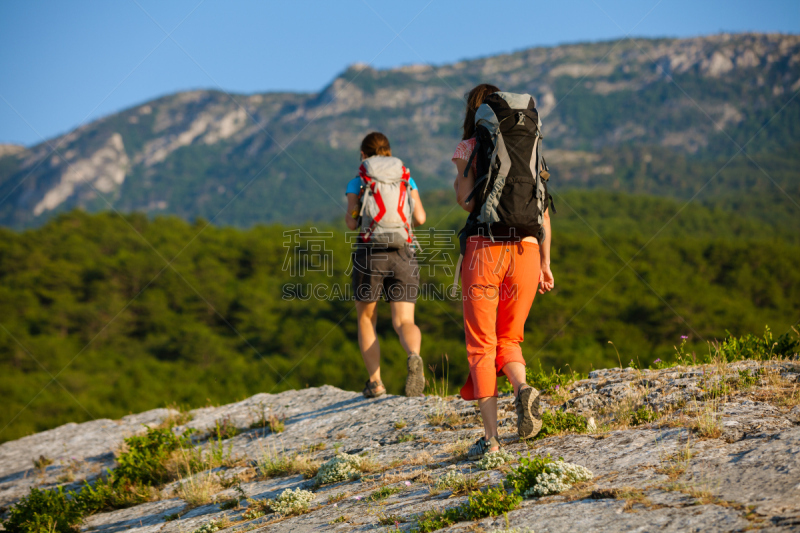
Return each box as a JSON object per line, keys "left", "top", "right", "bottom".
{"left": 398, "top": 166, "right": 413, "bottom": 245}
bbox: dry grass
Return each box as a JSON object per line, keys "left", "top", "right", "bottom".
{"left": 307, "top": 442, "right": 326, "bottom": 452}
{"left": 442, "top": 439, "right": 471, "bottom": 461}
{"left": 656, "top": 437, "right": 693, "bottom": 481}
{"left": 689, "top": 400, "right": 723, "bottom": 439}
{"left": 327, "top": 491, "right": 350, "bottom": 503}
{"left": 256, "top": 445, "right": 320, "bottom": 479}
{"left": 404, "top": 451, "right": 434, "bottom": 466}
{"left": 426, "top": 410, "right": 462, "bottom": 427}
{"left": 614, "top": 487, "right": 659, "bottom": 512}
{"left": 163, "top": 445, "right": 237, "bottom": 482}
{"left": 358, "top": 455, "right": 382, "bottom": 474}
{"left": 379, "top": 470, "right": 419, "bottom": 485}
{"left": 176, "top": 470, "right": 224, "bottom": 507}
{"left": 681, "top": 484, "right": 717, "bottom": 504}
{"left": 751, "top": 379, "right": 799, "bottom": 407}
{"left": 155, "top": 403, "right": 193, "bottom": 429}
{"left": 413, "top": 471, "right": 434, "bottom": 486}
{"left": 596, "top": 387, "right": 647, "bottom": 431}
{"left": 443, "top": 471, "right": 484, "bottom": 496}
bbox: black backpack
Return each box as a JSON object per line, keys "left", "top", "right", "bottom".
{"left": 460, "top": 92, "right": 554, "bottom": 248}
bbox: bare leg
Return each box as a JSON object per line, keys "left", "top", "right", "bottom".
{"left": 502, "top": 362, "right": 531, "bottom": 397}
{"left": 478, "top": 397, "right": 500, "bottom": 451}
{"left": 356, "top": 301, "right": 380, "bottom": 383}
{"left": 389, "top": 301, "right": 421, "bottom": 356}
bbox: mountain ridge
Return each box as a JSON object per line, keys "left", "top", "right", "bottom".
{"left": 0, "top": 32, "right": 798, "bottom": 229}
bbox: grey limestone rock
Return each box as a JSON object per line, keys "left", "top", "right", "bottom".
{"left": 1, "top": 360, "right": 798, "bottom": 532}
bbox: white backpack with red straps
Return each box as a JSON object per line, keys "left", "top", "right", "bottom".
{"left": 357, "top": 155, "right": 415, "bottom": 249}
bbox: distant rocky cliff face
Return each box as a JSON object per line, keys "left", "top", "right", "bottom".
{"left": 1, "top": 358, "right": 799, "bottom": 532}
{"left": 0, "top": 33, "right": 798, "bottom": 228}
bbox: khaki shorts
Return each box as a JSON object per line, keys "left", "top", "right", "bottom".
{"left": 351, "top": 246, "right": 419, "bottom": 302}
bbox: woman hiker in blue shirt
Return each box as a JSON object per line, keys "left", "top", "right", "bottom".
{"left": 345, "top": 132, "right": 427, "bottom": 398}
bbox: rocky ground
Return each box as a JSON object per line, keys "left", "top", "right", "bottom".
{"left": 1, "top": 358, "right": 799, "bottom": 532}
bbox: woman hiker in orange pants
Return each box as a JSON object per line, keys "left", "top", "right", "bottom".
{"left": 452, "top": 84, "right": 555, "bottom": 459}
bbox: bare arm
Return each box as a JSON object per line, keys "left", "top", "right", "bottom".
{"left": 410, "top": 189, "right": 426, "bottom": 226}
{"left": 452, "top": 159, "right": 476, "bottom": 212}
{"left": 345, "top": 193, "right": 359, "bottom": 231}
{"left": 538, "top": 208, "right": 554, "bottom": 294}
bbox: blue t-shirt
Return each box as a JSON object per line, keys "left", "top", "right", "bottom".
{"left": 346, "top": 176, "right": 418, "bottom": 195}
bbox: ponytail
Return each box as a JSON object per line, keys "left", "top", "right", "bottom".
{"left": 462, "top": 83, "right": 500, "bottom": 140}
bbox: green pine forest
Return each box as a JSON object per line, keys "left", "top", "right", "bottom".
{"left": 1, "top": 185, "right": 799, "bottom": 443}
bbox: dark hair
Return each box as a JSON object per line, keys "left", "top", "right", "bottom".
{"left": 360, "top": 132, "right": 392, "bottom": 157}
{"left": 462, "top": 83, "right": 501, "bottom": 140}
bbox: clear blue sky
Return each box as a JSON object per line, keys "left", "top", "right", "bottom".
{"left": 1, "top": 0, "right": 798, "bottom": 146}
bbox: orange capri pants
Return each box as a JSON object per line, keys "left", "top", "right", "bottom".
{"left": 460, "top": 236, "right": 541, "bottom": 400}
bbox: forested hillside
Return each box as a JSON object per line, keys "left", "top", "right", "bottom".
{"left": 2, "top": 192, "right": 798, "bottom": 443}
{"left": 0, "top": 33, "right": 798, "bottom": 229}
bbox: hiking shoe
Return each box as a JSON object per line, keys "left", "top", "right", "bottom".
{"left": 515, "top": 386, "right": 542, "bottom": 439}
{"left": 467, "top": 436, "right": 502, "bottom": 460}
{"left": 363, "top": 379, "right": 386, "bottom": 399}
{"left": 405, "top": 353, "right": 425, "bottom": 397}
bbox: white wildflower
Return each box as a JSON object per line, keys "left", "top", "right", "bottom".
{"left": 269, "top": 487, "right": 314, "bottom": 516}
{"left": 192, "top": 522, "right": 220, "bottom": 533}
{"left": 476, "top": 449, "right": 513, "bottom": 470}
{"left": 314, "top": 453, "right": 362, "bottom": 485}
{"left": 524, "top": 460, "right": 593, "bottom": 497}
{"left": 436, "top": 469, "right": 466, "bottom": 489}
{"left": 242, "top": 507, "right": 265, "bottom": 520}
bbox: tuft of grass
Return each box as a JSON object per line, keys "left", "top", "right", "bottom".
{"left": 435, "top": 470, "right": 482, "bottom": 496}
{"left": 443, "top": 439, "right": 470, "bottom": 461}
{"left": 32, "top": 455, "right": 53, "bottom": 471}
{"left": 218, "top": 498, "right": 238, "bottom": 510}
{"left": 412, "top": 486, "right": 522, "bottom": 533}
{"left": 257, "top": 448, "right": 319, "bottom": 480}
{"left": 249, "top": 413, "right": 286, "bottom": 434}
{"left": 242, "top": 498, "right": 270, "bottom": 520}
{"left": 175, "top": 465, "right": 223, "bottom": 508}
{"left": 425, "top": 411, "right": 461, "bottom": 427}
{"left": 308, "top": 442, "right": 326, "bottom": 452}
{"left": 425, "top": 355, "right": 451, "bottom": 399}
{"left": 394, "top": 419, "right": 407, "bottom": 429}
{"left": 404, "top": 451, "right": 433, "bottom": 466}
{"left": 156, "top": 404, "right": 193, "bottom": 429}
{"left": 529, "top": 410, "right": 588, "bottom": 440}
{"left": 378, "top": 513, "right": 406, "bottom": 526}
{"left": 615, "top": 487, "right": 656, "bottom": 512}
{"left": 500, "top": 360, "right": 586, "bottom": 396}
{"left": 268, "top": 414, "right": 285, "bottom": 434}
{"left": 398, "top": 434, "right": 416, "bottom": 443}
{"left": 214, "top": 418, "right": 239, "bottom": 441}
{"left": 690, "top": 401, "right": 722, "bottom": 439}
{"left": 327, "top": 492, "right": 349, "bottom": 503}
{"left": 656, "top": 438, "right": 693, "bottom": 481}
{"left": 358, "top": 455, "right": 381, "bottom": 474}
{"left": 630, "top": 405, "right": 659, "bottom": 426}
{"left": 328, "top": 515, "right": 349, "bottom": 524}
{"left": 369, "top": 485, "right": 402, "bottom": 501}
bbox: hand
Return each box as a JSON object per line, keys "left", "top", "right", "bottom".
{"left": 538, "top": 263, "right": 554, "bottom": 294}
